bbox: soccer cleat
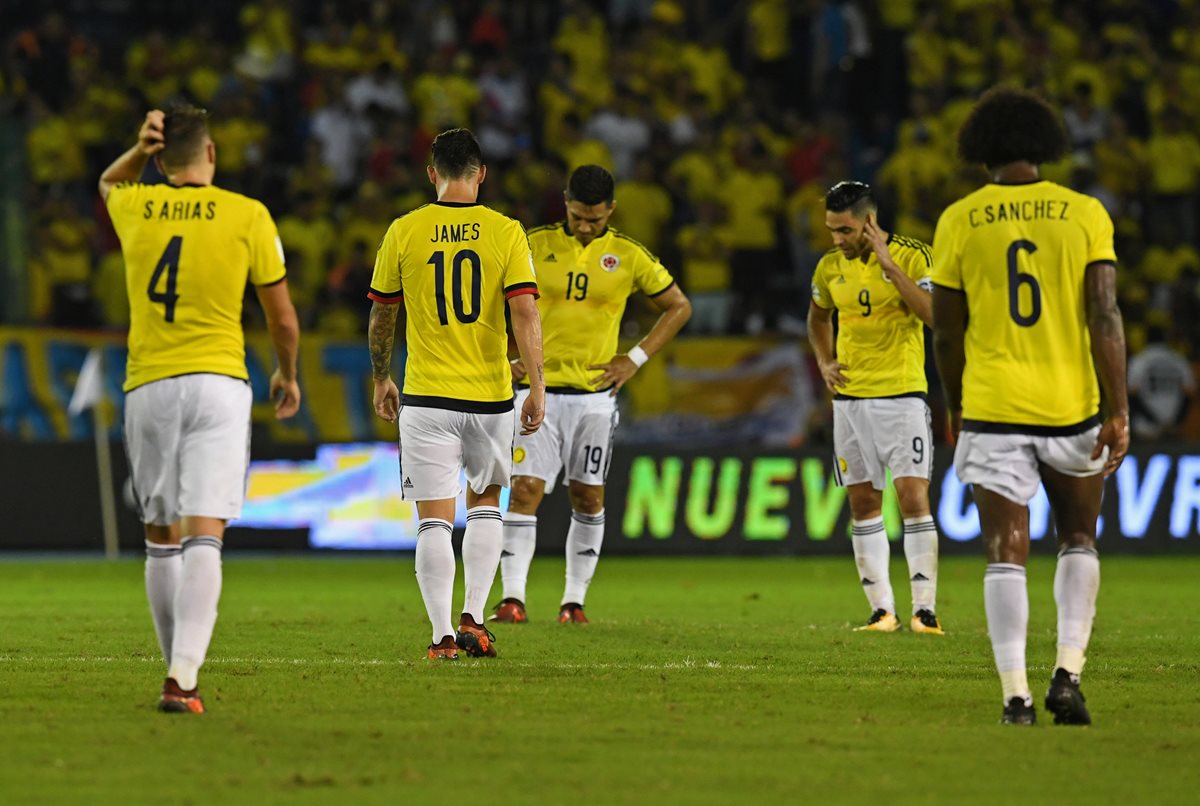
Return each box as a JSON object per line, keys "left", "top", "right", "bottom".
{"left": 853, "top": 609, "right": 900, "bottom": 632}
{"left": 427, "top": 635, "right": 460, "bottom": 660}
{"left": 1000, "top": 696, "right": 1037, "bottom": 725}
{"left": 910, "top": 609, "right": 945, "bottom": 635}
{"left": 488, "top": 598, "right": 528, "bottom": 624}
{"left": 455, "top": 615, "right": 498, "bottom": 657}
{"left": 158, "top": 677, "right": 205, "bottom": 714}
{"left": 1044, "top": 668, "right": 1091, "bottom": 725}
{"left": 557, "top": 602, "right": 589, "bottom": 624}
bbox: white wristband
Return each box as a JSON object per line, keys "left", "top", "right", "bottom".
{"left": 627, "top": 345, "right": 649, "bottom": 368}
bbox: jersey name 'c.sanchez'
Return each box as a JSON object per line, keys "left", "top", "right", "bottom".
{"left": 524, "top": 223, "right": 675, "bottom": 391}
{"left": 106, "top": 182, "right": 287, "bottom": 392}
{"left": 368, "top": 201, "right": 538, "bottom": 411}
{"left": 811, "top": 234, "right": 933, "bottom": 398}
{"left": 932, "top": 180, "right": 1116, "bottom": 429}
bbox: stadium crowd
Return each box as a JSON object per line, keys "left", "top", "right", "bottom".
{"left": 3, "top": 0, "right": 1197, "bottom": 438}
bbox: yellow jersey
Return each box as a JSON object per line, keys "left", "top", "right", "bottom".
{"left": 106, "top": 182, "right": 287, "bottom": 392}
{"left": 369, "top": 201, "right": 537, "bottom": 411}
{"left": 524, "top": 223, "right": 675, "bottom": 392}
{"left": 811, "top": 234, "right": 933, "bottom": 398}
{"left": 931, "top": 180, "right": 1117, "bottom": 428}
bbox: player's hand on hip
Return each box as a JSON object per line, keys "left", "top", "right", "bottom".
{"left": 269, "top": 369, "right": 301, "bottom": 419}
{"left": 1093, "top": 413, "right": 1129, "bottom": 476}
{"left": 509, "top": 358, "right": 526, "bottom": 383}
{"left": 138, "top": 110, "right": 166, "bottom": 156}
{"left": 373, "top": 377, "right": 400, "bottom": 423}
{"left": 520, "top": 388, "right": 545, "bottom": 434}
{"left": 588, "top": 355, "right": 638, "bottom": 396}
{"left": 818, "top": 359, "right": 849, "bottom": 392}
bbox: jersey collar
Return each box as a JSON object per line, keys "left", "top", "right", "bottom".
{"left": 433, "top": 201, "right": 480, "bottom": 207}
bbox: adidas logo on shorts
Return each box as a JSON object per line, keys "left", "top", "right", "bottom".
{"left": 403, "top": 477, "right": 414, "bottom": 489}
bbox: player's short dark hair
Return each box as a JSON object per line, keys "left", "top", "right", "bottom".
{"left": 430, "top": 128, "right": 483, "bottom": 179}
{"left": 160, "top": 101, "right": 210, "bottom": 171}
{"left": 958, "top": 86, "right": 1069, "bottom": 169}
{"left": 825, "top": 181, "right": 876, "bottom": 217}
{"left": 566, "top": 164, "right": 615, "bottom": 206}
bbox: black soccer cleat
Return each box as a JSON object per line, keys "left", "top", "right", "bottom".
{"left": 1044, "top": 668, "right": 1091, "bottom": 725}
{"left": 1000, "top": 696, "right": 1037, "bottom": 725}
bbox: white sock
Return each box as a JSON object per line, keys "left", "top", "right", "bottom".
{"left": 415, "top": 518, "right": 456, "bottom": 644}
{"left": 984, "top": 563, "right": 1030, "bottom": 704}
{"left": 462, "top": 506, "right": 503, "bottom": 623}
{"left": 168, "top": 536, "right": 222, "bottom": 691}
{"left": 903, "top": 516, "right": 939, "bottom": 614}
{"left": 145, "top": 541, "right": 181, "bottom": 665}
{"left": 500, "top": 512, "right": 537, "bottom": 603}
{"left": 851, "top": 517, "right": 894, "bottom": 614}
{"left": 1054, "top": 546, "right": 1100, "bottom": 677}
{"left": 563, "top": 509, "right": 605, "bottom": 606}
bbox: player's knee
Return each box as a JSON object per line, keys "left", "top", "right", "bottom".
{"left": 568, "top": 485, "right": 604, "bottom": 515}
{"left": 508, "top": 477, "right": 544, "bottom": 513}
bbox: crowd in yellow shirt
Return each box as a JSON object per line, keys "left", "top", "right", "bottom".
{"left": 2, "top": 0, "right": 1198, "bottom": 359}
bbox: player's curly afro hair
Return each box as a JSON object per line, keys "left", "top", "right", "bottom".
{"left": 957, "top": 86, "right": 1069, "bottom": 169}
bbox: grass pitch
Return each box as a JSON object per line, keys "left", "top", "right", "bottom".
{"left": 1, "top": 554, "right": 1198, "bottom": 804}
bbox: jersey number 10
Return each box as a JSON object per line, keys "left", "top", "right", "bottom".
{"left": 428, "top": 249, "right": 482, "bottom": 326}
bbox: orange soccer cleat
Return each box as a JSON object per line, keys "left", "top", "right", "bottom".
{"left": 427, "top": 635, "right": 460, "bottom": 660}
{"left": 557, "top": 603, "right": 589, "bottom": 624}
{"left": 158, "top": 677, "right": 205, "bottom": 714}
{"left": 488, "top": 598, "right": 528, "bottom": 624}
{"left": 455, "top": 615, "right": 498, "bottom": 657}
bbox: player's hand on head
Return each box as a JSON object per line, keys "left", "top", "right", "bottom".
{"left": 373, "top": 377, "right": 400, "bottom": 423}
{"left": 138, "top": 110, "right": 166, "bottom": 156}
{"left": 818, "top": 359, "right": 849, "bottom": 392}
{"left": 588, "top": 355, "right": 639, "bottom": 397}
{"left": 269, "top": 369, "right": 301, "bottom": 420}
{"left": 520, "top": 389, "right": 544, "bottom": 434}
{"left": 1093, "top": 413, "right": 1129, "bottom": 476}
{"left": 509, "top": 358, "right": 526, "bottom": 383}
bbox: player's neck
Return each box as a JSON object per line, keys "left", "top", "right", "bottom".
{"left": 991, "top": 162, "right": 1039, "bottom": 184}
{"left": 166, "top": 167, "right": 213, "bottom": 187}
{"left": 436, "top": 181, "right": 480, "bottom": 204}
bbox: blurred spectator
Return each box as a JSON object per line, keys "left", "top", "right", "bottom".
{"left": 586, "top": 94, "right": 651, "bottom": 179}
{"left": 677, "top": 199, "right": 733, "bottom": 334}
{"left": 309, "top": 78, "right": 372, "bottom": 193}
{"left": 346, "top": 63, "right": 410, "bottom": 117}
{"left": 1063, "top": 82, "right": 1109, "bottom": 152}
{"left": 615, "top": 157, "right": 672, "bottom": 254}
{"left": 1145, "top": 108, "right": 1200, "bottom": 244}
{"left": 557, "top": 113, "right": 614, "bottom": 174}
{"left": 1128, "top": 326, "right": 1196, "bottom": 441}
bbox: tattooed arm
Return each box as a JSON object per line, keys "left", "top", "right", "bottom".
{"left": 369, "top": 301, "right": 402, "bottom": 422}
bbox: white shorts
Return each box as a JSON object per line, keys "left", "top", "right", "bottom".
{"left": 512, "top": 388, "right": 619, "bottom": 488}
{"left": 124, "top": 373, "right": 253, "bottom": 525}
{"left": 398, "top": 405, "right": 515, "bottom": 501}
{"left": 833, "top": 396, "right": 933, "bottom": 490}
{"left": 954, "top": 423, "right": 1107, "bottom": 505}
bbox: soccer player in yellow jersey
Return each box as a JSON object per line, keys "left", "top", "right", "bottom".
{"left": 490, "top": 165, "right": 692, "bottom": 625}
{"left": 808, "top": 181, "right": 944, "bottom": 635}
{"left": 367, "top": 129, "right": 545, "bottom": 660}
{"left": 99, "top": 105, "right": 302, "bottom": 713}
{"left": 931, "top": 88, "right": 1129, "bottom": 726}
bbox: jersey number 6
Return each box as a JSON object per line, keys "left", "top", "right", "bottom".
{"left": 429, "top": 249, "right": 482, "bottom": 326}
{"left": 1006, "top": 239, "right": 1041, "bottom": 327}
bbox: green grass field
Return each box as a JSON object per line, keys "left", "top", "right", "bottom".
{"left": 2, "top": 554, "right": 1198, "bottom": 804}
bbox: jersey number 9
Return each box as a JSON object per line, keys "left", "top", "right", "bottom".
{"left": 429, "top": 249, "right": 482, "bottom": 326}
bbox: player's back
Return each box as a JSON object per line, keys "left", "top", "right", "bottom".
{"left": 370, "top": 201, "right": 536, "bottom": 409}
{"left": 106, "top": 182, "right": 286, "bottom": 392}
{"left": 933, "top": 180, "right": 1116, "bottom": 426}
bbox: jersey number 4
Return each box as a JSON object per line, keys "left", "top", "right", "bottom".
{"left": 429, "top": 249, "right": 482, "bottom": 326}
{"left": 148, "top": 236, "right": 182, "bottom": 323}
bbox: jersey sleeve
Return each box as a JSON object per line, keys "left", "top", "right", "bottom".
{"left": 811, "top": 255, "right": 833, "bottom": 309}
{"left": 931, "top": 208, "right": 963, "bottom": 291}
{"left": 632, "top": 246, "right": 675, "bottom": 297}
{"left": 901, "top": 239, "right": 934, "bottom": 292}
{"left": 104, "top": 182, "right": 143, "bottom": 232}
{"left": 248, "top": 202, "right": 288, "bottom": 286}
{"left": 1085, "top": 197, "right": 1118, "bottom": 265}
{"left": 368, "top": 220, "right": 404, "bottom": 304}
{"left": 502, "top": 221, "right": 538, "bottom": 299}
